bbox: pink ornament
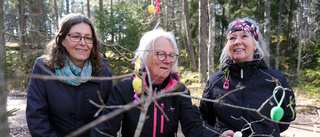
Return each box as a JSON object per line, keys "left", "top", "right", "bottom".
{"left": 154, "top": 0, "right": 160, "bottom": 14}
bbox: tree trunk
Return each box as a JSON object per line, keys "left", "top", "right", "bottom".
{"left": 36, "top": 0, "right": 41, "bottom": 48}
{"left": 297, "top": 0, "right": 303, "bottom": 75}
{"left": 275, "top": 0, "right": 282, "bottom": 70}
{"left": 111, "top": 0, "right": 114, "bottom": 42}
{"left": 19, "top": 0, "right": 25, "bottom": 60}
{"left": 87, "top": 0, "right": 90, "bottom": 18}
{"left": 71, "top": 0, "right": 74, "bottom": 13}
{"left": 264, "top": 0, "right": 271, "bottom": 67}
{"left": 66, "top": 0, "right": 69, "bottom": 14}
{"left": 170, "top": 0, "right": 176, "bottom": 33}
{"left": 219, "top": 6, "right": 225, "bottom": 51}
{"left": 199, "top": 0, "right": 209, "bottom": 83}
{"left": 167, "top": 0, "right": 172, "bottom": 31}
{"left": 240, "top": 0, "right": 243, "bottom": 17}
{"left": 183, "top": 0, "right": 196, "bottom": 71}
{"left": 287, "top": 0, "right": 294, "bottom": 49}
{"left": 165, "top": 0, "right": 169, "bottom": 30}
{"left": 0, "top": 0, "right": 9, "bottom": 136}
{"left": 256, "top": 0, "right": 260, "bottom": 22}
{"left": 99, "top": 0, "right": 103, "bottom": 14}
{"left": 208, "top": 1, "right": 215, "bottom": 76}
{"left": 54, "top": 0, "right": 58, "bottom": 30}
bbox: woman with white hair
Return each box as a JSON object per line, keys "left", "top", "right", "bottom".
{"left": 200, "top": 18, "right": 296, "bottom": 137}
{"left": 91, "top": 28, "right": 233, "bottom": 137}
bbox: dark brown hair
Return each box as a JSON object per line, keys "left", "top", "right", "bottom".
{"left": 43, "top": 13, "right": 104, "bottom": 74}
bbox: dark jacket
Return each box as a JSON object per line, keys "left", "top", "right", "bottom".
{"left": 26, "top": 57, "right": 113, "bottom": 137}
{"left": 199, "top": 59, "right": 296, "bottom": 137}
{"left": 91, "top": 73, "right": 220, "bottom": 137}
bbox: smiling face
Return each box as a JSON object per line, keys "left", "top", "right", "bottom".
{"left": 146, "top": 37, "right": 176, "bottom": 84}
{"left": 227, "top": 31, "right": 257, "bottom": 63}
{"left": 62, "top": 23, "right": 93, "bottom": 68}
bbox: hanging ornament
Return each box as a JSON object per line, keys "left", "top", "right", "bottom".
{"left": 154, "top": 0, "right": 160, "bottom": 14}
{"left": 132, "top": 77, "right": 142, "bottom": 93}
{"left": 132, "top": 57, "right": 142, "bottom": 93}
{"left": 223, "top": 78, "right": 230, "bottom": 90}
{"left": 148, "top": 5, "right": 155, "bottom": 14}
{"left": 270, "top": 86, "right": 286, "bottom": 121}
{"left": 223, "top": 68, "right": 230, "bottom": 90}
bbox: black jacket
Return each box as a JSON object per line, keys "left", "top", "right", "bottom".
{"left": 26, "top": 57, "right": 113, "bottom": 137}
{"left": 200, "top": 59, "right": 296, "bottom": 137}
{"left": 91, "top": 73, "right": 220, "bottom": 137}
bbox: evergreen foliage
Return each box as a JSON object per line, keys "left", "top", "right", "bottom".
{"left": 94, "top": 1, "right": 148, "bottom": 78}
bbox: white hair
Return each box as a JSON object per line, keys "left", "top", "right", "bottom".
{"left": 136, "top": 28, "right": 179, "bottom": 72}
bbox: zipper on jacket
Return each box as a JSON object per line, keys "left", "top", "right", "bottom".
{"left": 153, "top": 102, "right": 157, "bottom": 137}
{"left": 160, "top": 103, "right": 164, "bottom": 133}
{"left": 241, "top": 69, "right": 243, "bottom": 79}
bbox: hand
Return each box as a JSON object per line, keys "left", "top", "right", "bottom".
{"left": 220, "top": 130, "right": 234, "bottom": 137}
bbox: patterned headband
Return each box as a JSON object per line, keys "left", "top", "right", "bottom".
{"left": 227, "top": 20, "right": 259, "bottom": 41}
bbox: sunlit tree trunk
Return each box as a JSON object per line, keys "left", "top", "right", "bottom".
{"left": 208, "top": 1, "right": 215, "bottom": 77}
{"left": 199, "top": 0, "right": 208, "bottom": 83}
{"left": 297, "top": 0, "right": 304, "bottom": 75}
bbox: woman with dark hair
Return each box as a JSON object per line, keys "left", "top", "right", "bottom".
{"left": 26, "top": 13, "right": 112, "bottom": 137}
{"left": 200, "top": 18, "right": 296, "bottom": 137}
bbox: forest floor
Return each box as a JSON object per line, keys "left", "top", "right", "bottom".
{"left": 6, "top": 90, "right": 320, "bottom": 137}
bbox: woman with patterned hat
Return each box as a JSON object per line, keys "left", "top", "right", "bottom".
{"left": 200, "top": 18, "right": 296, "bottom": 137}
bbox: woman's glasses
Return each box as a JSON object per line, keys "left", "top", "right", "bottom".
{"left": 67, "top": 34, "right": 94, "bottom": 44}
{"left": 150, "top": 50, "right": 179, "bottom": 62}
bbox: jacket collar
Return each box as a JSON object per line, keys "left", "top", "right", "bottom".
{"left": 222, "top": 59, "right": 269, "bottom": 79}
{"left": 222, "top": 59, "right": 268, "bottom": 70}
{"left": 134, "top": 72, "right": 179, "bottom": 94}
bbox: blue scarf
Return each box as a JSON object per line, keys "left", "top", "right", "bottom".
{"left": 55, "top": 57, "right": 92, "bottom": 86}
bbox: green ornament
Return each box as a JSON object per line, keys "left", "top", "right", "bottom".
{"left": 270, "top": 106, "right": 284, "bottom": 121}
{"left": 270, "top": 86, "right": 285, "bottom": 121}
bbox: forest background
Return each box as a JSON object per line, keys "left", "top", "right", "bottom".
{"left": 0, "top": 0, "right": 319, "bottom": 136}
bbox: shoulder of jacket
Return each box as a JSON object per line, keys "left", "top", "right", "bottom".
{"left": 32, "top": 57, "right": 52, "bottom": 72}
{"left": 260, "top": 68, "right": 285, "bottom": 79}
{"left": 203, "top": 71, "right": 224, "bottom": 93}
{"left": 115, "top": 77, "right": 133, "bottom": 89}
{"left": 208, "top": 71, "right": 225, "bottom": 83}
{"left": 35, "top": 57, "right": 45, "bottom": 64}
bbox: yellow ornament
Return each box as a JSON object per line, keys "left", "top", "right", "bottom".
{"left": 132, "top": 77, "right": 142, "bottom": 93}
{"left": 135, "top": 57, "right": 141, "bottom": 72}
{"left": 148, "top": 5, "right": 155, "bottom": 14}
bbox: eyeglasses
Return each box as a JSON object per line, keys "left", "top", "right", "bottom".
{"left": 67, "top": 34, "right": 94, "bottom": 44}
{"left": 149, "top": 50, "right": 179, "bottom": 62}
